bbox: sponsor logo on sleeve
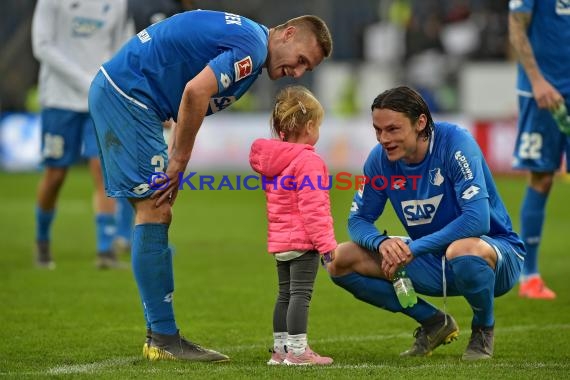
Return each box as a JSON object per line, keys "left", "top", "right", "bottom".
{"left": 137, "top": 29, "right": 151, "bottom": 43}
{"left": 234, "top": 56, "right": 253, "bottom": 81}
{"left": 210, "top": 96, "right": 237, "bottom": 113}
{"left": 454, "top": 150, "right": 474, "bottom": 180}
{"left": 225, "top": 13, "right": 242, "bottom": 25}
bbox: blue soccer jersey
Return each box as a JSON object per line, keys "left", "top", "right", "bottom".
{"left": 348, "top": 122, "right": 524, "bottom": 257}
{"left": 510, "top": 0, "right": 570, "bottom": 97}
{"left": 102, "top": 10, "right": 269, "bottom": 121}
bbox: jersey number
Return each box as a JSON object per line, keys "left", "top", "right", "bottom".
{"left": 43, "top": 133, "right": 64, "bottom": 159}
{"left": 151, "top": 155, "right": 165, "bottom": 173}
{"left": 518, "top": 132, "right": 542, "bottom": 160}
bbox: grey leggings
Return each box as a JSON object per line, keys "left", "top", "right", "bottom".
{"left": 273, "top": 251, "right": 320, "bottom": 335}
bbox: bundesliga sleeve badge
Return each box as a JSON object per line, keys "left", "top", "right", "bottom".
{"left": 234, "top": 56, "right": 253, "bottom": 81}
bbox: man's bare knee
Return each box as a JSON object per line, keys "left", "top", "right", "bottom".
{"left": 133, "top": 198, "right": 172, "bottom": 224}
{"left": 327, "top": 242, "right": 355, "bottom": 276}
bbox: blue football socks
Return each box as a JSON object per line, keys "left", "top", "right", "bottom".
{"left": 132, "top": 224, "right": 177, "bottom": 335}
{"left": 449, "top": 255, "right": 495, "bottom": 328}
{"left": 520, "top": 187, "right": 548, "bottom": 277}
{"left": 35, "top": 206, "right": 55, "bottom": 242}
{"left": 115, "top": 197, "right": 134, "bottom": 243}
{"left": 95, "top": 213, "right": 116, "bottom": 254}
{"left": 331, "top": 272, "right": 438, "bottom": 323}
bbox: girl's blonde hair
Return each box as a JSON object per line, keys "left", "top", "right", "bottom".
{"left": 271, "top": 85, "right": 324, "bottom": 141}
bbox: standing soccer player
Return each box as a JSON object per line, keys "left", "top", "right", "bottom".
{"left": 324, "top": 86, "right": 525, "bottom": 361}
{"left": 32, "top": 0, "right": 132, "bottom": 270}
{"left": 88, "top": 10, "right": 332, "bottom": 361}
{"left": 509, "top": 0, "right": 570, "bottom": 299}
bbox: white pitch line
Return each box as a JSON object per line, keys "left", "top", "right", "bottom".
{"left": 46, "top": 357, "right": 138, "bottom": 375}
{"left": 3, "top": 323, "right": 569, "bottom": 376}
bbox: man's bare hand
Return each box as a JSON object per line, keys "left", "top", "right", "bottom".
{"left": 532, "top": 78, "right": 563, "bottom": 110}
{"left": 151, "top": 158, "right": 187, "bottom": 207}
{"left": 379, "top": 238, "right": 413, "bottom": 279}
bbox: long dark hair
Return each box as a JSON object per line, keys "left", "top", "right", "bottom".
{"left": 371, "top": 86, "right": 434, "bottom": 140}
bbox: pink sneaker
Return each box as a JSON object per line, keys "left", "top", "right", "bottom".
{"left": 519, "top": 276, "right": 556, "bottom": 300}
{"left": 283, "top": 346, "right": 333, "bottom": 366}
{"left": 267, "top": 349, "right": 286, "bottom": 365}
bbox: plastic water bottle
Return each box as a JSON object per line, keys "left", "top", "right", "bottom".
{"left": 551, "top": 103, "right": 570, "bottom": 135}
{"left": 393, "top": 268, "right": 417, "bottom": 308}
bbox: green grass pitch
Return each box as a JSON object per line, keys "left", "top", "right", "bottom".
{"left": 0, "top": 167, "right": 569, "bottom": 379}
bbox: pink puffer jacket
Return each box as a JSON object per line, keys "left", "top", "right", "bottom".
{"left": 249, "top": 138, "right": 337, "bottom": 254}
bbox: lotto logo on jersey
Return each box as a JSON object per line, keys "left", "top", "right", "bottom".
{"left": 210, "top": 96, "right": 237, "bottom": 113}
{"left": 401, "top": 194, "right": 443, "bottom": 226}
{"left": 557, "top": 0, "right": 570, "bottom": 15}
{"left": 235, "top": 56, "right": 253, "bottom": 81}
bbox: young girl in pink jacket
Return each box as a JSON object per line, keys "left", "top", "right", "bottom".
{"left": 249, "top": 85, "right": 337, "bottom": 366}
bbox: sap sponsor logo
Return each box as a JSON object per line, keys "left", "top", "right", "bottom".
{"left": 72, "top": 17, "right": 103, "bottom": 37}
{"left": 220, "top": 73, "right": 231, "bottom": 89}
{"left": 210, "top": 96, "right": 237, "bottom": 113}
{"left": 235, "top": 56, "right": 253, "bottom": 81}
{"left": 429, "top": 168, "right": 444, "bottom": 186}
{"left": 401, "top": 194, "right": 443, "bottom": 226}
{"left": 225, "top": 12, "right": 242, "bottom": 25}
{"left": 137, "top": 29, "right": 151, "bottom": 43}
{"left": 454, "top": 151, "right": 474, "bottom": 180}
{"left": 461, "top": 185, "right": 480, "bottom": 200}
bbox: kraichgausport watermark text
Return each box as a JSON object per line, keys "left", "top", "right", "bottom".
{"left": 146, "top": 172, "right": 421, "bottom": 191}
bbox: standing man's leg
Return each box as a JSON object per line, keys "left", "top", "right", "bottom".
{"left": 35, "top": 109, "right": 83, "bottom": 269}
{"left": 36, "top": 167, "right": 67, "bottom": 269}
{"left": 83, "top": 117, "right": 124, "bottom": 269}
{"left": 88, "top": 71, "right": 228, "bottom": 362}
{"left": 513, "top": 95, "right": 562, "bottom": 299}
{"left": 518, "top": 171, "right": 556, "bottom": 299}
{"left": 114, "top": 197, "right": 134, "bottom": 254}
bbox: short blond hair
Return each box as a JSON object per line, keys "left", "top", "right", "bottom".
{"left": 275, "top": 15, "right": 333, "bottom": 58}
{"left": 271, "top": 85, "right": 324, "bottom": 142}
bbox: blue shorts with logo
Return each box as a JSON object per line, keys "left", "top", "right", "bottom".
{"left": 512, "top": 95, "right": 570, "bottom": 173}
{"left": 405, "top": 235, "right": 525, "bottom": 298}
{"left": 40, "top": 108, "right": 99, "bottom": 167}
{"left": 88, "top": 70, "right": 168, "bottom": 198}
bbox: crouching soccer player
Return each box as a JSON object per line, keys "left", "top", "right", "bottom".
{"left": 324, "top": 86, "right": 525, "bottom": 360}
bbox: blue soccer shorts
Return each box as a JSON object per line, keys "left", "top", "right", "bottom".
{"left": 405, "top": 235, "right": 525, "bottom": 298}
{"left": 512, "top": 95, "right": 570, "bottom": 173}
{"left": 88, "top": 69, "right": 168, "bottom": 198}
{"left": 40, "top": 108, "right": 99, "bottom": 167}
